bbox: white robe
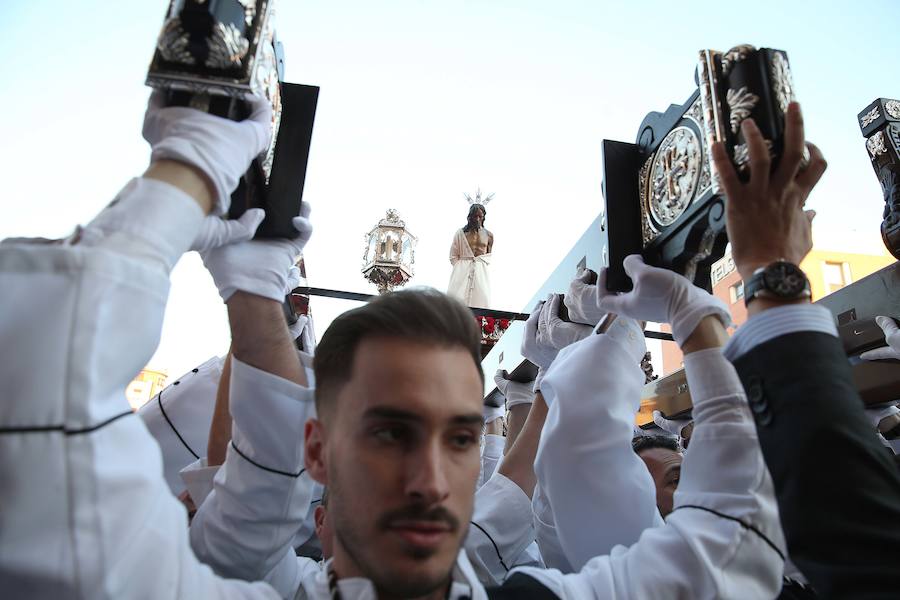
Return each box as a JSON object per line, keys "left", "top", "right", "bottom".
{"left": 448, "top": 229, "right": 491, "bottom": 309}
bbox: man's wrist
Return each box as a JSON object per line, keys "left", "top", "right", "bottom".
{"left": 746, "top": 295, "right": 811, "bottom": 317}
{"left": 681, "top": 315, "right": 729, "bottom": 354}
{"left": 144, "top": 159, "right": 215, "bottom": 215}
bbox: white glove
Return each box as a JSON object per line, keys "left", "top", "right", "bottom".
{"left": 865, "top": 402, "right": 899, "bottom": 429}
{"left": 598, "top": 255, "right": 731, "bottom": 345}
{"left": 564, "top": 268, "right": 610, "bottom": 326}
{"left": 493, "top": 369, "right": 535, "bottom": 408}
{"left": 143, "top": 91, "right": 273, "bottom": 216}
{"left": 521, "top": 300, "right": 558, "bottom": 371}
{"left": 483, "top": 404, "right": 505, "bottom": 425}
{"left": 652, "top": 410, "right": 693, "bottom": 438}
{"left": 189, "top": 209, "right": 265, "bottom": 252}
{"left": 537, "top": 294, "right": 593, "bottom": 349}
{"left": 200, "top": 202, "right": 313, "bottom": 302}
{"left": 860, "top": 316, "right": 900, "bottom": 361}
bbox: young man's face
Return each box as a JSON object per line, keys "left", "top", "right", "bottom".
{"left": 637, "top": 446, "right": 683, "bottom": 517}
{"left": 306, "top": 337, "right": 483, "bottom": 596}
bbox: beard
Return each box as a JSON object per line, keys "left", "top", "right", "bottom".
{"left": 328, "top": 477, "right": 463, "bottom": 597}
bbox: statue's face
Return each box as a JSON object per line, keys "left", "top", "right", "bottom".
{"left": 467, "top": 207, "right": 485, "bottom": 229}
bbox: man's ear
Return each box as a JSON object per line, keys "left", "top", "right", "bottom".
{"left": 314, "top": 505, "right": 326, "bottom": 535}
{"left": 305, "top": 418, "right": 327, "bottom": 485}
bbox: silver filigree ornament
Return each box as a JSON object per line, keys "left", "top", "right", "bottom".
{"left": 885, "top": 100, "right": 900, "bottom": 120}
{"left": 769, "top": 52, "right": 795, "bottom": 114}
{"left": 205, "top": 22, "right": 251, "bottom": 69}
{"left": 721, "top": 44, "right": 756, "bottom": 75}
{"left": 157, "top": 17, "right": 195, "bottom": 65}
{"left": 733, "top": 139, "right": 774, "bottom": 172}
{"left": 861, "top": 107, "right": 881, "bottom": 128}
{"left": 648, "top": 127, "right": 703, "bottom": 227}
{"left": 867, "top": 131, "right": 888, "bottom": 158}
{"left": 726, "top": 86, "right": 760, "bottom": 134}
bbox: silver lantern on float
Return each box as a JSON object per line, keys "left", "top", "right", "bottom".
{"left": 362, "top": 210, "right": 417, "bottom": 294}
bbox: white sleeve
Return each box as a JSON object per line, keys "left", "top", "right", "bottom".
{"left": 534, "top": 317, "right": 664, "bottom": 572}
{"left": 513, "top": 348, "right": 785, "bottom": 599}
{"left": 478, "top": 433, "right": 505, "bottom": 489}
{"left": 0, "top": 182, "right": 278, "bottom": 599}
{"left": 531, "top": 483, "right": 573, "bottom": 572}
{"left": 189, "top": 357, "right": 316, "bottom": 599}
{"left": 464, "top": 473, "right": 536, "bottom": 586}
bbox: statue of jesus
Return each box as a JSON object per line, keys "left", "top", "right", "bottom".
{"left": 448, "top": 196, "right": 493, "bottom": 308}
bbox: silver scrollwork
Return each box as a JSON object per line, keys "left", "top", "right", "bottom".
{"left": 885, "top": 100, "right": 900, "bottom": 120}
{"left": 726, "top": 86, "right": 760, "bottom": 134}
{"left": 205, "top": 22, "right": 251, "bottom": 70}
{"left": 867, "top": 131, "right": 888, "bottom": 158}
{"left": 721, "top": 44, "right": 756, "bottom": 75}
{"left": 237, "top": 0, "right": 258, "bottom": 26}
{"left": 769, "top": 52, "right": 795, "bottom": 114}
{"left": 647, "top": 127, "right": 703, "bottom": 227}
{"left": 861, "top": 107, "right": 881, "bottom": 128}
{"left": 157, "top": 17, "right": 195, "bottom": 65}
{"left": 733, "top": 139, "right": 774, "bottom": 172}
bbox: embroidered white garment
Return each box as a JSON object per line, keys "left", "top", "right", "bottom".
{"left": 447, "top": 229, "right": 491, "bottom": 308}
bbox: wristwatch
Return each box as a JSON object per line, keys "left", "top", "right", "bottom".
{"left": 743, "top": 260, "right": 811, "bottom": 307}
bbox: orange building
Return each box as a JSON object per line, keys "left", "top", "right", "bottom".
{"left": 660, "top": 230, "right": 896, "bottom": 375}
{"left": 126, "top": 368, "right": 168, "bottom": 411}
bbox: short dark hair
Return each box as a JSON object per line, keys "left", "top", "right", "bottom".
{"left": 632, "top": 434, "right": 682, "bottom": 455}
{"left": 313, "top": 288, "right": 484, "bottom": 415}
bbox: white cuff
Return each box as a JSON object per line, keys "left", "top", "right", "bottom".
{"left": 180, "top": 458, "right": 220, "bottom": 507}
{"left": 482, "top": 433, "right": 505, "bottom": 459}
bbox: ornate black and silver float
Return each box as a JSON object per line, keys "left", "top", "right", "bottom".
{"left": 858, "top": 98, "right": 900, "bottom": 260}
{"left": 147, "top": 0, "right": 319, "bottom": 238}
{"left": 603, "top": 45, "right": 802, "bottom": 291}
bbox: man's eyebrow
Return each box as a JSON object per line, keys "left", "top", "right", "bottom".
{"left": 362, "top": 407, "right": 423, "bottom": 422}
{"left": 360, "top": 407, "right": 483, "bottom": 426}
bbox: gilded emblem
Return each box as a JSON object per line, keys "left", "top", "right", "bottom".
{"left": 726, "top": 87, "right": 760, "bottom": 134}
{"left": 769, "top": 52, "right": 795, "bottom": 114}
{"left": 647, "top": 127, "right": 703, "bottom": 227}
{"left": 861, "top": 107, "right": 881, "bottom": 128}
{"left": 205, "top": 22, "right": 251, "bottom": 69}
{"left": 157, "top": 17, "right": 195, "bottom": 65}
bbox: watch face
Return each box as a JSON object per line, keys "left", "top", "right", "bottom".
{"left": 763, "top": 261, "right": 807, "bottom": 297}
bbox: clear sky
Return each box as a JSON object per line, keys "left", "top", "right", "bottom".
{"left": 1, "top": 1, "right": 897, "bottom": 378}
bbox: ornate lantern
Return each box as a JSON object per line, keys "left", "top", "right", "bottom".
{"left": 362, "top": 210, "right": 417, "bottom": 294}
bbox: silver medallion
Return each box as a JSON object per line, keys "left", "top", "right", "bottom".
{"left": 647, "top": 127, "right": 703, "bottom": 227}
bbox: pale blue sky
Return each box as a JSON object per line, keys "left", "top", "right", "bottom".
{"left": 1, "top": 1, "right": 897, "bottom": 377}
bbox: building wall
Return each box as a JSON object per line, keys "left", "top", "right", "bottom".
{"left": 660, "top": 242, "right": 896, "bottom": 375}
{"left": 126, "top": 368, "right": 168, "bottom": 411}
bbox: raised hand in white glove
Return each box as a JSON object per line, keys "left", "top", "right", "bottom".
{"left": 201, "top": 202, "right": 312, "bottom": 303}
{"left": 564, "top": 268, "right": 610, "bottom": 326}
{"left": 143, "top": 91, "right": 272, "bottom": 216}
{"left": 521, "top": 300, "right": 558, "bottom": 371}
{"left": 189, "top": 209, "right": 265, "bottom": 252}
{"left": 493, "top": 369, "right": 536, "bottom": 408}
{"left": 483, "top": 404, "right": 506, "bottom": 425}
{"left": 860, "top": 316, "right": 900, "bottom": 361}
{"left": 652, "top": 410, "right": 693, "bottom": 438}
{"left": 538, "top": 294, "right": 593, "bottom": 349}
{"left": 598, "top": 255, "right": 731, "bottom": 346}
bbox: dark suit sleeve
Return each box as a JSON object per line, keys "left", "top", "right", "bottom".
{"left": 732, "top": 331, "right": 900, "bottom": 598}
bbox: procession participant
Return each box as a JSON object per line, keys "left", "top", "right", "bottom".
{"left": 0, "top": 93, "right": 287, "bottom": 597}
{"left": 709, "top": 104, "right": 900, "bottom": 596}
{"left": 479, "top": 403, "right": 506, "bottom": 488}
{"left": 630, "top": 435, "right": 683, "bottom": 518}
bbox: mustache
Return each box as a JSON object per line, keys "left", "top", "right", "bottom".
{"left": 376, "top": 504, "right": 460, "bottom": 532}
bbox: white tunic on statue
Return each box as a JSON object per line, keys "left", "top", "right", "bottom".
{"left": 447, "top": 229, "right": 491, "bottom": 308}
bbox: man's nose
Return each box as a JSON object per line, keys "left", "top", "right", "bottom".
{"left": 404, "top": 440, "right": 451, "bottom": 505}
